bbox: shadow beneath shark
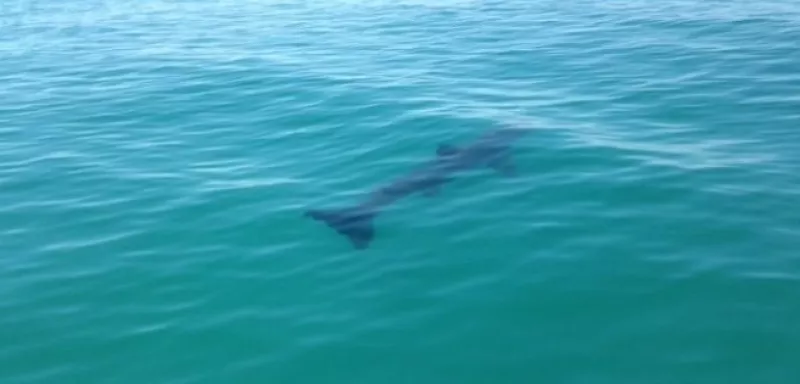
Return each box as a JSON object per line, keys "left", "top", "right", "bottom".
{"left": 306, "top": 127, "right": 530, "bottom": 249}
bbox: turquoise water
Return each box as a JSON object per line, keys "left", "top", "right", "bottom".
{"left": 2, "top": 0, "right": 800, "bottom": 382}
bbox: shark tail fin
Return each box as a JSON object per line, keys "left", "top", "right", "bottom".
{"left": 306, "top": 208, "right": 375, "bottom": 249}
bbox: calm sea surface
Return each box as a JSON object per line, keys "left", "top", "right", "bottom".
{"left": 2, "top": 1, "right": 800, "bottom": 383}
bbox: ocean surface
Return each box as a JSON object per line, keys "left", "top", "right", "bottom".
{"left": 2, "top": 0, "right": 800, "bottom": 382}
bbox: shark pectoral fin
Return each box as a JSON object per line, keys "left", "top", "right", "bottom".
{"left": 488, "top": 157, "right": 517, "bottom": 177}
{"left": 437, "top": 144, "right": 460, "bottom": 157}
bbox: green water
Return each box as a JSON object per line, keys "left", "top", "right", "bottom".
{"left": 2, "top": 1, "right": 800, "bottom": 383}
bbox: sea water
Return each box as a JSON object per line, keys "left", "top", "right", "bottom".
{"left": 1, "top": 1, "right": 799, "bottom": 382}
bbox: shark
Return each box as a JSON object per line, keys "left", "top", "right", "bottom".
{"left": 305, "top": 127, "right": 530, "bottom": 249}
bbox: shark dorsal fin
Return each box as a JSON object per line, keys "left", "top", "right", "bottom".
{"left": 437, "top": 144, "right": 460, "bottom": 157}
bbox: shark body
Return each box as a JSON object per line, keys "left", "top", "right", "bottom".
{"left": 306, "top": 127, "right": 529, "bottom": 249}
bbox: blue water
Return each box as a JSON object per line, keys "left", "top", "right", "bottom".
{"left": 2, "top": 1, "right": 800, "bottom": 383}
